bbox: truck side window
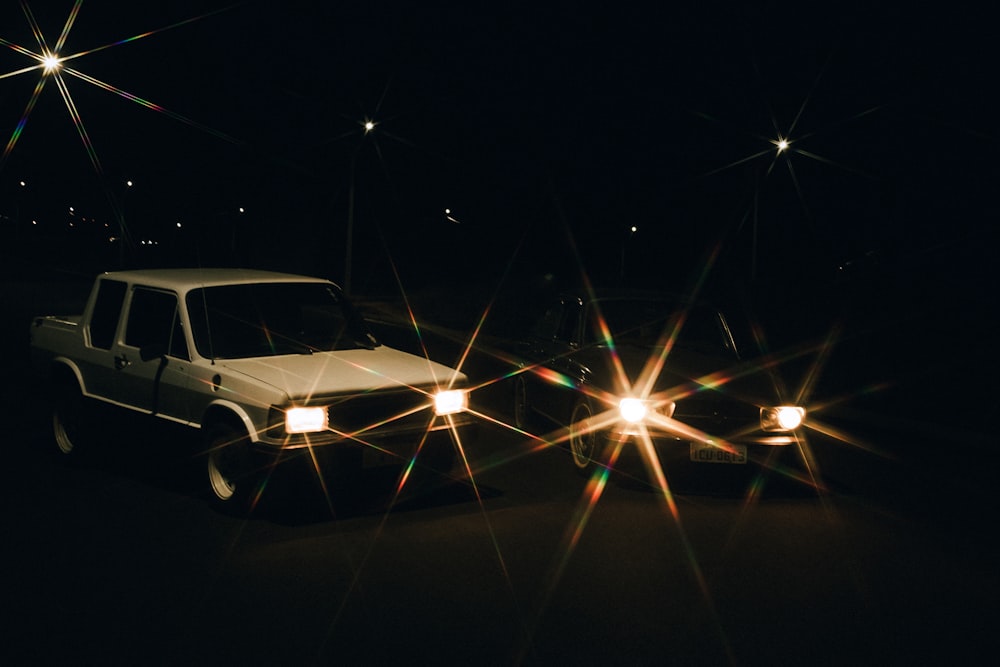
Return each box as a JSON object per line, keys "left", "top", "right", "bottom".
{"left": 530, "top": 304, "right": 564, "bottom": 341}
{"left": 558, "top": 300, "right": 582, "bottom": 344}
{"left": 88, "top": 279, "right": 127, "bottom": 350}
{"left": 125, "top": 288, "right": 188, "bottom": 360}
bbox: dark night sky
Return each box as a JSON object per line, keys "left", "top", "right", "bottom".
{"left": 1, "top": 1, "right": 996, "bottom": 294}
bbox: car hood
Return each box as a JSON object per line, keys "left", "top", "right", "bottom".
{"left": 581, "top": 343, "right": 777, "bottom": 404}
{"left": 218, "top": 346, "right": 466, "bottom": 400}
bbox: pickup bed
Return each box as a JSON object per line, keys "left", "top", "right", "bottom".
{"left": 30, "top": 268, "right": 472, "bottom": 512}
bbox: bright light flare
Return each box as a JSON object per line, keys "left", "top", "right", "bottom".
{"left": 433, "top": 389, "right": 467, "bottom": 416}
{"left": 42, "top": 53, "right": 61, "bottom": 73}
{"left": 285, "top": 406, "right": 328, "bottom": 433}
{"left": 618, "top": 397, "right": 648, "bottom": 423}
{"left": 761, "top": 405, "right": 805, "bottom": 431}
{"left": 1, "top": 3, "right": 243, "bottom": 180}
{"left": 775, "top": 137, "right": 790, "bottom": 153}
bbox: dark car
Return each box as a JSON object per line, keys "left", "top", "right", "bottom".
{"left": 511, "top": 289, "right": 808, "bottom": 479}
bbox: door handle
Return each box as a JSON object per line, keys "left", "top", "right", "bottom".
{"left": 114, "top": 354, "right": 130, "bottom": 370}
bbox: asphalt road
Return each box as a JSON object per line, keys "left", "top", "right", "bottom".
{"left": 4, "top": 275, "right": 996, "bottom": 666}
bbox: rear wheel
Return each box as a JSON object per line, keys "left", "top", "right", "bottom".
{"left": 204, "top": 421, "right": 263, "bottom": 514}
{"left": 569, "top": 399, "right": 597, "bottom": 471}
{"left": 52, "top": 381, "right": 92, "bottom": 463}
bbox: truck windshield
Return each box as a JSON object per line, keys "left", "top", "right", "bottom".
{"left": 186, "top": 282, "right": 378, "bottom": 359}
{"left": 585, "top": 298, "right": 739, "bottom": 359}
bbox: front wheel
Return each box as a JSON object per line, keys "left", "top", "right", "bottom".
{"left": 568, "top": 399, "right": 598, "bottom": 472}
{"left": 204, "top": 422, "right": 263, "bottom": 514}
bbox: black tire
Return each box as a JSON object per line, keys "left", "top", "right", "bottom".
{"left": 568, "top": 398, "right": 598, "bottom": 472}
{"left": 52, "top": 380, "right": 93, "bottom": 464}
{"left": 204, "top": 420, "right": 264, "bottom": 515}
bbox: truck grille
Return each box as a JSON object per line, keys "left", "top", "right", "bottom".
{"left": 267, "top": 385, "right": 471, "bottom": 447}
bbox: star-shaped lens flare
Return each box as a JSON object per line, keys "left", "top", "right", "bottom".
{"left": 41, "top": 53, "right": 61, "bottom": 73}
{"left": 1, "top": 1, "right": 241, "bottom": 242}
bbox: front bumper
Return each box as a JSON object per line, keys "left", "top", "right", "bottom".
{"left": 255, "top": 412, "right": 475, "bottom": 451}
{"left": 598, "top": 428, "right": 802, "bottom": 467}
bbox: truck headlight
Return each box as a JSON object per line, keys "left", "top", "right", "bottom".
{"left": 433, "top": 389, "right": 467, "bottom": 416}
{"left": 760, "top": 406, "right": 805, "bottom": 432}
{"left": 286, "top": 406, "right": 329, "bottom": 433}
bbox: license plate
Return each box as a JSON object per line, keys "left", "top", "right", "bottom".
{"left": 689, "top": 442, "right": 747, "bottom": 464}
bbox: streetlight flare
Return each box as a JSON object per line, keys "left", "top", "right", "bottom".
{"left": 775, "top": 138, "right": 790, "bottom": 153}
{"left": 42, "top": 53, "right": 62, "bottom": 73}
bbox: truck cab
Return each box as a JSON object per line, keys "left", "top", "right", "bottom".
{"left": 31, "top": 269, "right": 473, "bottom": 513}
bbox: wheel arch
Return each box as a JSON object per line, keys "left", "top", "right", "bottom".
{"left": 49, "top": 358, "right": 85, "bottom": 394}
{"left": 200, "top": 401, "right": 257, "bottom": 442}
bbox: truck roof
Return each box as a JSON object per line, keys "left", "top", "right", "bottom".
{"left": 99, "top": 268, "right": 336, "bottom": 291}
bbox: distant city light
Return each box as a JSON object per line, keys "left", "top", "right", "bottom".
{"left": 445, "top": 208, "right": 461, "bottom": 223}
{"left": 42, "top": 53, "right": 61, "bottom": 73}
{"left": 776, "top": 138, "right": 790, "bottom": 153}
{"left": 363, "top": 119, "right": 376, "bottom": 134}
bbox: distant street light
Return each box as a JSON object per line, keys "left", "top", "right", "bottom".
{"left": 42, "top": 53, "right": 61, "bottom": 73}
{"left": 229, "top": 206, "right": 246, "bottom": 256}
{"left": 620, "top": 225, "right": 638, "bottom": 283}
{"left": 119, "top": 179, "right": 133, "bottom": 266}
{"left": 16, "top": 180, "right": 26, "bottom": 226}
{"left": 345, "top": 119, "right": 375, "bottom": 295}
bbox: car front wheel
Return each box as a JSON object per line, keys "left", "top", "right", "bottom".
{"left": 569, "top": 399, "right": 597, "bottom": 471}
{"left": 204, "top": 421, "right": 262, "bottom": 514}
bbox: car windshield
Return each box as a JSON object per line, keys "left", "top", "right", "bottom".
{"left": 186, "top": 282, "right": 378, "bottom": 359}
{"left": 586, "top": 298, "right": 737, "bottom": 358}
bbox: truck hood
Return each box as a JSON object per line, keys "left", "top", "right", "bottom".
{"left": 218, "top": 346, "right": 466, "bottom": 400}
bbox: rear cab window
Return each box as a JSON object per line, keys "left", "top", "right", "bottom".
{"left": 124, "top": 287, "right": 189, "bottom": 360}
{"left": 87, "top": 279, "right": 127, "bottom": 350}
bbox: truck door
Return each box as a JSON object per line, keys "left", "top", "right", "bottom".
{"left": 109, "top": 286, "right": 193, "bottom": 422}
{"left": 79, "top": 278, "right": 128, "bottom": 400}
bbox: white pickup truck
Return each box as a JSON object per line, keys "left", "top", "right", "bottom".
{"left": 30, "top": 268, "right": 472, "bottom": 512}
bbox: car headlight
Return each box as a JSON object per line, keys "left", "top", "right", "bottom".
{"left": 618, "top": 398, "right": 648, "bottom": 424}
{"left": 760, "top": 406, "right": 805, "bottom": 432}
{"left": 433, "top": 389, "right": 468, "bottom": 416}
{"left": 285, "top": 406, "right": 329, "bottom": 433}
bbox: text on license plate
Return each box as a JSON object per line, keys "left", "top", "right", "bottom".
{"left": 690, "top": 442, "right": 747, "bottom": 464}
